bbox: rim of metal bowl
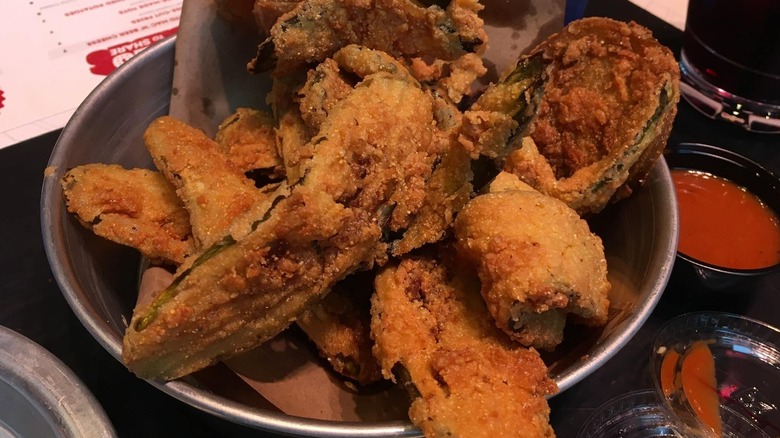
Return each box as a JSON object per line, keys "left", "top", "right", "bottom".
{"left": 0, "top": 326, "right": 116, "bottom": 438}
{"left": 553, "top": 159, "right": 677, "bottom": 391}
{"left": 40, "top": 36, "right": 677, "bottom": 437}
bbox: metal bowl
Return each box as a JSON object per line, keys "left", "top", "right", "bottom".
{"left": 0, "top": 326, "right": 115, "bottom": 438}
{"left": 41, "top": 37, "right": 678, "bottom": 436}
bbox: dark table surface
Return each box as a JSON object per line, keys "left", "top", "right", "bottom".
{"left": 1, "top": 0, "right": 779, "bottom": 436}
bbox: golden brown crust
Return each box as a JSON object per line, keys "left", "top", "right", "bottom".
{"left": 264, "top": 0, "right": 486, "bottom": 72}
{"left": 296, "top": 271, "right": 382, "bottom": 385}
{"left": 61, "top": 164, "right": 195, "bottom": 265}
{"left": 144, "top": 116, "right": 267, "bottom": 250}
{"left": 454, "top": 184, "right": 610, "bottom": 351}
{"left": 528, "top": 17, "right": 678, "bottom": 178}
{"left": 390, "top": 141, "right": 473, "bottom": 257}
{"left": 215, "top": 108, "right": 284, "bottom": 177}
{"left": 504, "top": 17, "right": 680, "bottom": 215}
{"left": 371, "top": 254, "right": 557, "bottom": 437}
{"left": 253, "top": 0, "right": 301, "bottom": 34}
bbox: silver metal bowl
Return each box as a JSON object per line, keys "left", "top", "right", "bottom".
{"left": 41, "top": 36, "right": 679, "bottom": 437}
{"left": 0, "top": 326, "right": 115, "bottom": 438}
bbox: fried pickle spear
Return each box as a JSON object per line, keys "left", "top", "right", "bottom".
{"left": 250, "top": 0, "right": 486, "bottom": 73}
{"left": 389, "top": 140, "right": 472, "bottom": 257}
{"left": 458, "top": 52, "right": 547, "bottom": 160}
{"left": 371, "top": 253, "right": 557, "bottom": 437}
{"left": 123, "top": 50, "right": 446, "bottom": 380}
{"left": 61, "top": 164, "right": 195, "bottom": 265}
{"left": 144, "top": 117, "right": 269, "bottom": 250}
{"left": 454, "top": 172, "right": 610, "bottom": 351}
{"left": 503, "top": 17, "right": 680, "bottom": 215}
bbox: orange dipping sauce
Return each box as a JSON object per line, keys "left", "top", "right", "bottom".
{"left": 681, "top": 341, "right": 722, "bottom": 437}
{"left": 659, "top": 342, "right": 722, "bottom": 437}
{"left": 671, "top": 169, "right": 780, "bottom": 270}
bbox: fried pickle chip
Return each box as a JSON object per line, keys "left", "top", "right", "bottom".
{"left": 504, "top": 17, "right": 680, "bottom": 215}
{"left": 454, "top": 172, "right": 610, "bottom": 351}
{"left": 61, "top": 164, "right": 195, "bottom": 265}
{"left": 250, "top": 0, "right": 486, "bottom": 73}
{"left": 371, "top": 253, "right": 557, "bottom": 437}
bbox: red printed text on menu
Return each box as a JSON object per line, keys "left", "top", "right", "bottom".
{"left": 0, "top": 0, "right": 182, "bottom": 149}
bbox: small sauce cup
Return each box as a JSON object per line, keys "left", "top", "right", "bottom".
{"left": 664, "top": 143, "right": 780, "bottom": 290}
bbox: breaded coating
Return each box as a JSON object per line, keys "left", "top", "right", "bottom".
{"left": 435, "top": 53, "right": 487, "bottom": 103}
{"left": 251, "top": 0, "right": 486, "bottom": 73}
{"left": 296, "top": 270, "right": 381, "bottom": 385}
{"left": 460, "top": 53, "right": 546, "bottom": 160}
{"left": 371, "top": 254, "right": 557, "bottom": 438}
{"left": 144, "top": 116, "right": 267, "bottom": 250}
{"left": 215, "top": 108, "right": 283, "bottom": 177}
{"left": 296, "top": 58, "right": 355, "bottom": 132}
{"left": 269, "top": 72, "right": 313, "bottom": 183}
{"left": 406, "top": 53, "right": 487, "bottom": 104}
{"left": 454, "top": 173, "right": 610, "bottom": 351}
{"left": 61, "top": 164, "right": 195, "bottom": 265}
{"left": 390, "top": 141, "right": 472, "bottom": 256}
{"left": 123, "top": 58, "right": 445, "bottom": 380}
{"left": 504, "top": 17, "right": 680, "bottom": 214}
{"left": 296, "top": 44, "right": 418, "bottom": 137}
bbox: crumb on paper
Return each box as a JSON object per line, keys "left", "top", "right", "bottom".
{"left": 44, "top": 165, "right": 57, "bottom": 177}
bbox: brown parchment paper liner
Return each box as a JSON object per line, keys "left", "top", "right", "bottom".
{"left": 151, "top": 0, "right": 565, "bottom": 422}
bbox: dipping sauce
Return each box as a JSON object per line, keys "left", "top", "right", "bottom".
{"left": 660, "top": 349, "right": 681, "bottom": 397}
{"left": 671, "top": 169, "right": 780, "bottom": 270}
{"left": 659, "top": 341, "right": 722, "bottom": 437}
{"left": 681, "top": 341, "right": 722, "bottom": 438}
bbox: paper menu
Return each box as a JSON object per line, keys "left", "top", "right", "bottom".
{"left": 0, "top": 0, "right": 182, "bottom": 150}
{"left": 628, "top": 0, "right": 688, "bottom": 31}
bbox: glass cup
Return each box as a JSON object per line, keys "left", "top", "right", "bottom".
{"left": 680, "top": 0, "right": 780, "bottom": 133}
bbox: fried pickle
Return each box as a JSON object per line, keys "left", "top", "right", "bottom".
{"left": 295, "top": 58, "right": 355, "bottom": 133}
{"left": 144, "top": 117, "right": 268, "bottom": 250}
{"left": 61, "top": 164, "right": 195, "bottom": 265}
{"left": 504, "top": 17, "right": 680, "bottom": 215}
{"left": 250, "top": 0, "right": 486, "bottom": 73}
{"left": 215, "top": 108, "right": 284, "bottom": 178}
{"left": 454, "top": 172, "right": 610, "bottom": 351}
{"left": 268, "top": 71, "right": 314, "bottom": 183}
{"left": 389, "top": 140, "right": 473, "bottom": 257}
{"left": 459, "top": 52, "right": 547, "bottom": 160}
{"left": 371, "top": 253, "right": 556, "bottom": 437}
{"left": 123, "top": 55, "right": 445, "bottom": 380}
{"left": 296, "top": 270, "right": 382, "bottom": 385}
